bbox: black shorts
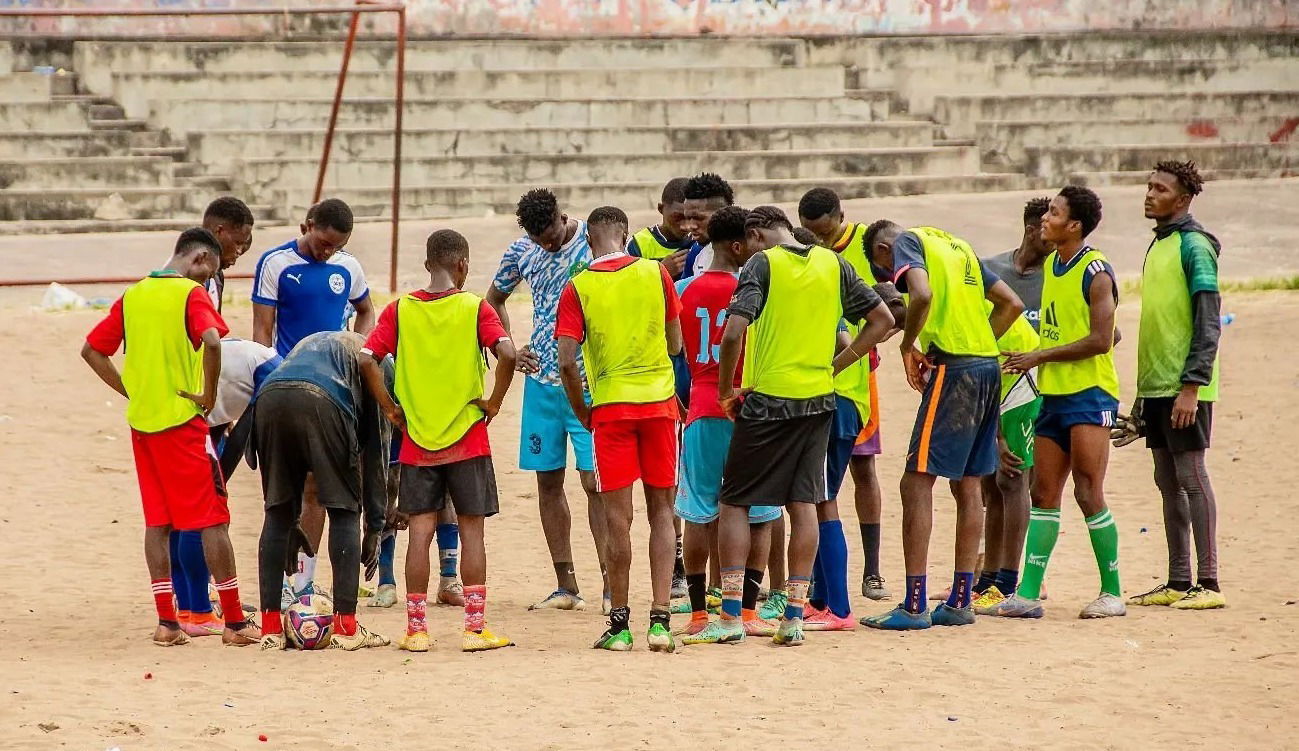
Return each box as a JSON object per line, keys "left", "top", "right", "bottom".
{"left": 1143, "top": 397, "right": 1213, "bottom": 452}
{"left": 399, "top": 456, "right": 499, "bottom": 518}
{"left": 719, "top": 411, "right": 832, "bottom": 507}
{"left": 254, "top": 384, "right": 361, "bottom": 512}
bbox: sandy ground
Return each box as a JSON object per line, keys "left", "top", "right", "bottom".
{"left": 1, "top": 181, "right": 1297, "bottom": 751}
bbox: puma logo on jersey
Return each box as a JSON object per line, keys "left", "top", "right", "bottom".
{"left": 286, "top": 272, "right": 303, "bottom": 284}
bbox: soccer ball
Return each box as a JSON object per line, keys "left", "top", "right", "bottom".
{"left": 284, "top": 595, "right": 334, "bottom": 650}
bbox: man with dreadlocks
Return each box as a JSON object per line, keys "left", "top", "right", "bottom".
{"left": 1122, "top": 161, "right": 1227, "bottom": 611}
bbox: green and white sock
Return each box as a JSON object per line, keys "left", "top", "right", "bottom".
{"left": 1086, "top": 508, "right": 1121, "bottom": 597}
{"left": 1018, "top": 508, "right": 1061, "bottom": 600}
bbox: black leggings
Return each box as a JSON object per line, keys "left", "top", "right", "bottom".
{"left": 259, "top": 503, "right": 360, "bottom": 615}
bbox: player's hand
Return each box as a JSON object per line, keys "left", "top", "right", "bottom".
{"left": 516, "top": 344, "right": 541, "bottom": 374}
{"left": 718, "top": 387, "right": 750, "bottom": 421}
{"left": 1171, "top": 387, "right": 1198, "bottom": 430}
{"left": 382, "top": 403, "right": 407, "bottom": 432}
{"left": 284, "top": 524, "right": 315, "bottom": 578}
{"left": 662, "top": 250, "right": 687, "bottom": 278}
{"left": 471, "top": 398, "right": 501, "bottom": 425}
{"left": 900, "top": 345, "right": 931, "bottom": 392}
{"left": 1001, "top": 350, "right": 1042, "bottom": 374}
{"left": 574, "top": 402, "right": 592, "bottom": 431}
{"left": 361, "top": 529, "right": 382, "bottom": 581}
{"left": 177, "top": 388, "right": 216, "bottom": 415}
{"left": 998, "top": 437, "right": 1024, "bottom": 478}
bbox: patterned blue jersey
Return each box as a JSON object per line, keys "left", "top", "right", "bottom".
{"left": 491, "top": 221, "right": 591, "bottom": 385}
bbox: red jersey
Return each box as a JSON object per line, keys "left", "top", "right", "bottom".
{"left": 676, "top": 270, "right": 743, "bottom": 425}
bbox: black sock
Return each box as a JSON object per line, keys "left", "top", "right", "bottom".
{"left": 554, "top": 561, "right": 579, "bottom": 595}
{"left": 742, "top": 568, "right": 765, "bottom": 611}
{"left": 861, "top": 523, "right": 881, "bottom": 577}
{"left": 974, "top": 570, "right": 997, "bottom": 595}
{"left": 649, "top": 608, "right": 670, "bottom": 629}
{"left": 674, "top": 537, "right": 685, "bottom": 578}
{"left": 686, "top": 573, "right": 707, "bottom": 613}
{"left": 1198, "top": 578, "right": 1220, "bottom": 592}
{"left": 608, "top": 606, "right": 630, "bottom": 632}
{"left": 1167, "top": 579, "right": 1193, "bottom": 592}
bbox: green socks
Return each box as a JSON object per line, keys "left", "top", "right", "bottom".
{"left": 1018, "top": 508, "right": 1060, "bottom": 600}
{"left": 1086, "top": 508, "right": 1122, "bottom": 597}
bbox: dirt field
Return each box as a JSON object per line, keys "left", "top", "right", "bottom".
{"left": 1, "top": 180, "right": 1296, "bottom": 750}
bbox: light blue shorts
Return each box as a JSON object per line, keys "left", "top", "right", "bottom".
{"left": 519, "top": 377, "right": 594, "bottom": 472}
{"left": 676, "top": 417, "right": 781, "bottom": 525}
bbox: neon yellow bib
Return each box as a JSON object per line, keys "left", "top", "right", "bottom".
{"left": 909, "top": 227, "right": 999, "bottom": 357}
{"left": 394, "top": 292, "right": 487, "bottom": 451}
{"left": 121, "top": 275, "right": 206, "bottom": 433}
{"left": 570, "top": 257, "right": 675, "bottom": 407}
{"left": 1137, "top": 232, "right": 1220, "bottom": 400}
{"left": 742, "top": 245, "right": 842, "bottom": 399}
{"left": 832, "top": 223, "right": 879, "bottom": 422}
{"left": 631, "top": 227, "right": 680, "bottom": 262}
{"left": 1038, "top": 248, "right": 1121, "bottom": 399}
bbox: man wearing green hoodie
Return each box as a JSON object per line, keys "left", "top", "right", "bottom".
{"left": 1124, "top": 160, "right": 1226, "bottom": 611}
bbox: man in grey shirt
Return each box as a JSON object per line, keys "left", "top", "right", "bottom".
{"left": 983, "top": 197, "right": 1052, "bottom": 330}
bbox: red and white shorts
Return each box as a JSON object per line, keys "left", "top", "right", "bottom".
{"left": 131, "top": 416, "right": 230, "bottom": 530}
{"left": 591, "top": 416, "right": 678, "bottom": 493}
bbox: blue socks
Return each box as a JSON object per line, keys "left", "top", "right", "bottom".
{"left": 170, "top": 531, "right": 211, "bottom": 613}
{"left": 904, "top": 575, "right": 927, "bottom": 614}
{"left": 974, "top": 569, "right": 997, "bottom": 594}
{"left": 436, "top": 523, "right": 459, "bottom": 578}
{"left": 994, "top": 568, "right": 1019, "bottom": 596}
{"left": 378, "top": 533, "right": 397, "bottom": 587}
{"left": 818, "top": 520, "right": 851, "bottom": 618}
{"left": 946, "top": 571, "right": 974, "bottom": 609}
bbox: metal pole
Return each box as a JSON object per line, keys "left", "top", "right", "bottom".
{"left": 314, "top": 9, "right": 361, "bottom": 205}
{"left": 389, "top": 6, "right": 406, "bottom": 294}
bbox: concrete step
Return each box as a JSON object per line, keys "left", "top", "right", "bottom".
{"left": 0, "top": 187, "right": 196, "bottom": 222}
{"left": 89, "top": 118, "right": 149, "bottom": 132}
{"left": 236, "top": 146, "right": 976, "bottom": 198}
{"left": 150, "top": 93, "right": 889, "bottom": 136}
{"left": 274, "top": 173, "right": 1034, "bottom": 220}
{"left": 0, "top": 130, "right": 134, "bottom": 158}
{"left": 0, "top": 70, "right": 77, "bottom": 100}
{"left": 0, "top": 204, "right": 279, "bottom": 235}
{"left": 186, "top": 121, "right": 935, "bottom": 167}
{"left": 130, "top": 146, "right": 188, "bottom": 161}
{"left": 102, "top": 67, "right": 847, "bottom": 118}
{"left": 0, "top": 156, "right": 177, "bottom": 190}
{"left": 976, "top": 117, "right": 1299, "bottom": 168}
{"left": 0, "top": 101, "right": 91, "bottom": 131}
{"left": 1068, "top": 167, "right": 1299, "bottom": 188}
{"left": 1026, "top": 142, "right": 1299, "bottom": 179}
{"left": 935, "top": 91, "right": 1299, "bottom": 139}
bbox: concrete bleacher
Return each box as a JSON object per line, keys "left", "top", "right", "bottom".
{"left": 1, "top": 31, "right": 1297, "bottom": 231}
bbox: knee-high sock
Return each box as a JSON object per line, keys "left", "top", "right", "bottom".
{"left": 1173, "top": 449, "right": 1219, "bottom": 588}
{"left": 327, "top": 507, "right": 361, "bottom": 615}
{"left": 809, "top": 544, "right": 829, "bottom": 610}
{"left": 1018, "top": 508, "right": 1060, "bottom": 600}
{"left": 378, "top": 533, "right": 397, "bottom": 587}
{"left": 169, "top": 531, "right": 191, "bottom": 612}
{"left": 817, "top": 520, "right": 851, "bottom": 618}
{"left": 1153, "top": 448, "right": 1193, "bottom": 588}
{"left": 258, "top": 504, "right": 295, "bottom": 613}
{"left": 177, "top": 531, "right": 212, "bottom": 614}
{"left": 437, "top": 523, "right": 459, "bottom": 578}
{"left": 860, "top": 522, "right": 881, "bottom": 577}
{"left": 1085, "top": 508, "right": 1121, "bottom": 597}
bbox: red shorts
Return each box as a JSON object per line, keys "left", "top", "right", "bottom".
{"left": 131, "top": 416, "right": 230, "bottom": 530}
{"left": 591, "top": 416, "right": 678, "bottom": 493}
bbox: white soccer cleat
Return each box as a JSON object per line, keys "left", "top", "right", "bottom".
{"left": 1079, "top": 593, "right": 1127, "bottom": 619}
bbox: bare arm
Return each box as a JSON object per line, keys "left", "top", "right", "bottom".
{"left": 898, "top": 267, "right": 932, "bottom": 392}
{"left": 252, "top": 302, "right": 275, "bottom": 348}
{"left": 665, "top": 317, "right": 683, "bottom": 357}
{"left": 351, "top": 295, "right": 376, "bottom": 336}
{"left": 476, "top": 338, "right": 518, "bottom": 424}
{"left": 716, "top": 314, "right": 750, "bottom": 419}
{"left": 1005, "top": 271, "right": 1115, "bottom": 371}
{"left": 985, "top": 279, "right": 1025, "bottom": 340}
{"left": 833, "top": 303, "right": 894, "bottom": 376}
{"left": 360, "top": 355, "right": 404, "bottom": 431}
{"left": 557, "top": 336, "right": 590, "bottom": 429}
{"left": 81, "top": 341, "right": 128, "bottom": 399}
{"left": 175, "top": 328, "right": 223, "bottom": 415}
{"left": 485, "top": 285, "right": 512, "bottom": 334}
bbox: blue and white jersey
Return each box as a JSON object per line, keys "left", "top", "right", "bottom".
{"left": 251, "top": 237, "right": 369, "bottom": 357}
{"left": 491, "top": 221, "right": 591, "bottom": 386}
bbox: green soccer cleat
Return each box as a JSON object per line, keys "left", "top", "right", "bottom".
{"left": 757, "top": 589, "right": 788, "bottom": 621}
{"left": 647, "top": 623, "right": 676, "bottom": 653}
{"left": 681, "top": 618, "right": 745, "bottom": 646}
{"left": 593, "top": 627, "right": 633, "bottom": 651}
{"left": 772, "top": 617, "right": 805, "bottom": 646}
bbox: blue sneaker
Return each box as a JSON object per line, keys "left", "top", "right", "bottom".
{"left": 931, "top": 603, "right": 976, "bottom": 626}
{"left": 860, "top": 605, "right": 932, "bottom": 630}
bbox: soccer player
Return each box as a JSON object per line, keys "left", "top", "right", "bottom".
{"left": 858, "top": 222, "right": 1023, "bottom": 630}
{"left": 678, "top": 172, "right": 736, "bottom": 279}
{"left": 201, "top": 196, "right": 255, "bottom": 312}
{"left": 487, "top": 188, "right": 609, "bottom": 612}
{"left": 997, "top": 185, "right": 1126, "bottom": 619}
{"left": 713, "top": 206, "right": 893, "bottom": 646}
{"left": 970, "top": 197, "right": 1051, "bottom": 611}
{"left": 628, "top": 177, "right": 693, "bottom": 279}
{"left": 251, "top": 197, "right": 375, "bottom": 600}
{"left": 555, "top": 206, "right": 682, "bottom": 651}
{"left": 1124, "top": 161, "right": 1226, "bottom": 610}
{"left": 362, "top": 229, "right": 518, "bottom": 652}
{"left": 251, "top": 331, "right": 392, "bottom": 650}
{"left": 81, "top": 228, "right": 260, "bottom": 647}
{"left": 670, "top": 206, "right": 784, "bottom": 643}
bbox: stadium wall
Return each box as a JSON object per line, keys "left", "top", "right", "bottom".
{"left": 1, "top": 0, "right": 1295, "bottom": 38}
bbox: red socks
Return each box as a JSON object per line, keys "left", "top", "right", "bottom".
{"left": 333, "top": 613, "right": 357, "bottom": 636}
{"left": 261, "top": 610, "right": 283, "bottom": 636}
{"left": 464, "top": 585, "right": 486, "bottom": 633}
{"left": 406, "top": 593, "right": 427, "bottom": 634}
{"left": 151, "top": 578, "right": 177, "bottom": 623}
{"left": 213, "top": 576, "right": 245, "bottom": 626}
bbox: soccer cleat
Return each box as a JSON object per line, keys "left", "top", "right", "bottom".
{"left": 682, "top": 618, "right": 745, "bottom": 645}
{"left": 803, "top": 609, "right": 857, "bottom": 631}
{"left": 757, "top": 590, "right": 788, "bottom": 621}
{"left": 592, "top": 627, "right": 633, "bottom": 651}
{"left": 1127, "top": 584, "right": 1189, "bottom": 607}
{"left": 982, "top": 593, "right": 1045, "bottom": 618}
{"left": 802, "top": 603, "right": 827, "bottom": 621}
{"left": 743, "top": 617, "right": 779, "bottom": 637}
{"left": 972, "top": 585, "right": 1007, "bottom": 615}
{"left": 280, "top": 584, "right": 295, "bottom": 610}
{"left": 152, "top": 627, "right": 191, "bottom": 647}
{"left": 329, "top": 623, "right": 391, "bottom": 650}
{"left": 368, "top": 583, "right": 398, "bottom": 608}
{"left": 860, "top": 605, "right": 932, "bottom": 630}
{"left": 675, "top": 616, "right": 711, "bottom": 636}
{"left": 437, "top": 577, "right": 465, "bottom": 607}
{"left": 258, "top": 633, "right": 286, "bottom": 651}
{"left": 772, "top": 617, "right": 805, "bottom": 646}
{"left": 671, "top": 572, "right": 689, "bottom": 600}
{"left": 358, "top": 584, "right": 375, "bottom": 599}
{"left": 398, "top": 631, "right": 430, "bottom": 653}
{"left": 705, "top": 587, "right": 723, "bottom": 614}
{"left": 1169, "top": 586, "right": 1227, "bottom": 610}
{"left": 647, "top": 623, "right": 676, "bottom": 653}
{"left": 529, "top": 589, "right": 587, "bottom": 611}
{"left": 181, "top": 612, "right": 225, "bottom": 637}
{"left": 221, "top": 622, "right": 261, "bottom": 647}
{"left": 669, "top": 599, "right": 693, "bottom": 615}
{"left": 464, "top": 628, "right": 514, "bottom": 652}
{"left": 932, "top": 603, "right": 976, "bottom": 626}
{"left": 1079, "top": 593, "right": 1127, "bottom": 619}
{"left": 862, "top": 574, "right": 891, "bottom": 601}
